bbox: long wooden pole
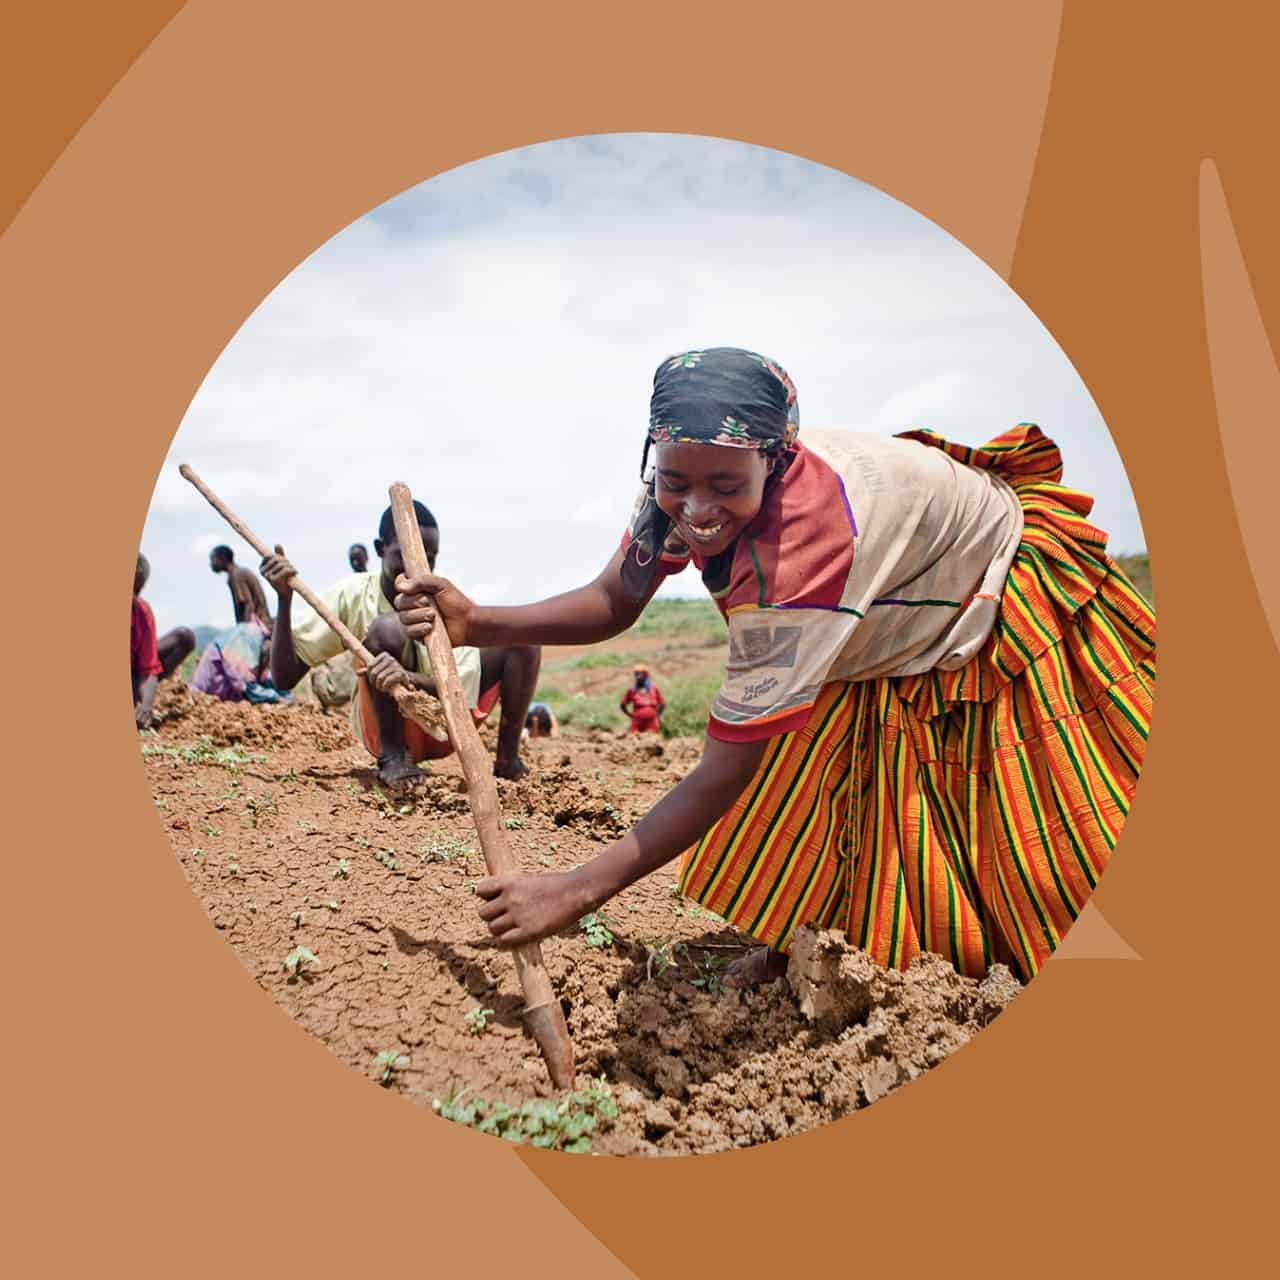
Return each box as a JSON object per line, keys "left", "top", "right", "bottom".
{"left": 388, "top": 482, "right": 576, "bottom": 1088}
{"left": 178, "top": 464, "right": 447, "bottom": 741}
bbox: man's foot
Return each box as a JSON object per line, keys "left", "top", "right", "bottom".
{"left": 493, "top": 757, "right": 529, "bottom": 781}
{"left": 721, "top": 946, "right": 789, "bottom": 989}
{"left": 377, "top": 750, "right": 427, "bottom": 792}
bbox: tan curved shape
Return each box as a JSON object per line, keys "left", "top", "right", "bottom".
{"left": 1200, "top": 159, "right": 1280, "bottom": 656}
{"left": 1051, "top": 901, "right": 1141, "bottom": 961}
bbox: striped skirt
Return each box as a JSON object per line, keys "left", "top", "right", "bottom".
{"left": 677, "top": 425, "right": 1155, "bottom": 982}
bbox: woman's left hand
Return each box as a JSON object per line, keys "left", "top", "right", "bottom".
{"left": 475, "top": 869, "right": 594, "bottom": 948}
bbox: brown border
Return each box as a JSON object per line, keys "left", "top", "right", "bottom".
{"left": 3, "top": 1, "right": 1276, "bottom": 1275}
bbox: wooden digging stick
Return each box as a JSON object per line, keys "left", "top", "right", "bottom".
{"left": 388, "top": 482, "right": 576, "bottom": 1089}
{"left": 178, "top": 464, "right": 448, "bottom": 742}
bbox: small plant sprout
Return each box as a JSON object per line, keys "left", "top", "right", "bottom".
{"left": 505, "top": 816, "right": 527, "bottom": 830}
{"left": 375, "top": 848, "right": 399, "bottom": 871}
{"left": 578, "top": 913, "right": 616, "bottom": 949}
{"left": 140, "top": 737, "right": 265, "bottom": 770}
{"left": 326, "top": 900, "right": 339, "bottom": 911}
{"left": 227, "top": 860, "right": 241, "bottom": 876}
{"left": 643, "top": 935, "right": 686, "bottom": 981}
{"left": 433, "top": 1076, "right": 618, "bottom": 1154}
{"left": 417, "top": 835, "right": 473, "bottom": 863}
{"left": 289, "top": 911, "right": 304, "bottom": 927}
{"left": 283, "top": 946, "right": 319, "bottom": 976}
{"left": 333, "top": 858, "right": 351, "bottom": 879}
{"left": 690, "top": 950, "right": 728, "bottom": 996}
{"left": 373, "top": 1048, "right": 409, "bottom": 1084}
{"left": 296, "top": 818, "right": 318, "bottom": 834}
{"left": 464, "top": 1006, "right": 495, "bottom": 1036}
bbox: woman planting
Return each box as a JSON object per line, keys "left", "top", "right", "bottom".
{"left": 395, "top": 348, "right": 1154, "bottom": 986}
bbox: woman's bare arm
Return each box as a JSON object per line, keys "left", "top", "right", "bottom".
{"left": 395, "top": 544, "right": 656, "bottom": 648}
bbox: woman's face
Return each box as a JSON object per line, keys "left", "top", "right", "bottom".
{"left": 653, "top": 441, "right": 772, "bottom": 559}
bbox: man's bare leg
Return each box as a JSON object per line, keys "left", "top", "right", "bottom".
{"left": 479, "top": 644, "right": 541, "bottom": 780}
{"left": 363, "top": 612, "right": 425, "bottom": 791}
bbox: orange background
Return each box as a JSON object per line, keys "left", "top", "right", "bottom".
{"left": 3, "top": 2, "right": 1276, "bottom": 1275}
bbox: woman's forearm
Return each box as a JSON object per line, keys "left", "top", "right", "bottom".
{"left": 466, "top": 578, "right": 642, "bottom": 647}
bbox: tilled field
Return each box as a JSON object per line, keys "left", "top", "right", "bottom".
{"left": 143, "top": 681, "right": 1020, "bottom": 1155}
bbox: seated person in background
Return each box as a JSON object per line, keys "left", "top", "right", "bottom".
{"left": 524, "top": 701, "right": 559, "bottom": 739}
{"left": 132, "top": 553, "right": 195, "bottom": 728}
{"left": 262, "top": 500, "right": 539, "bottom": 788}
{"left": 348, "top": 543, "right": 369, "bottom": 574}
{"left": 621, "top": 664, "right": 665, "bottom": 734}
{"left": 209, "top": 544, "right": 273, "bottom": 631}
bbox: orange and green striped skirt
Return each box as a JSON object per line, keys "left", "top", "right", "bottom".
{"left": 677, "top": 426, "right": 1155, "bottom": 982}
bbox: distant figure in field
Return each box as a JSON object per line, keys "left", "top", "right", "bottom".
{"left": 132, "top": 553, "right": 195, "bottom": 728}
{"left": 621, "top": 664, "right": 665, "bottom": 734}
{"left": 209, "top": 544, "right": 272, "bottom": 630}
{"left": 260, "top": 499, "right": 540, "bottom": 790}
{"left": 348, "top": 543, "right": 369, "bottom": 574}
{"left": 524, "top": 701, "right": 559, "bottom": 738}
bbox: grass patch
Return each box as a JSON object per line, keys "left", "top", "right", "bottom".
{"left": 657, "top": 670, "right": 722, "bottom": 738}
{"left": 546, "top": 651, "right": 645, "bottom": 673}
{"left": 141, "top": 736, "right": 265, "bottom": 769}
{"left": 624, "top": 597, "right": 722, "bottom": 637}
{"left": 1113, "top": 552, "right": 1153, "bottom": 606}
{"left": 433, "top": 1077, "right": 618, "bottom": 1153}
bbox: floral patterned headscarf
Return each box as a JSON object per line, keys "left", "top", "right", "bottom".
{"left": 622, "top": 347, "right": 800, "bottom": 600}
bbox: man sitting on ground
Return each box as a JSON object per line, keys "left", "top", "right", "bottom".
{"left": 132, "top": 553, "right": 195, "bottom": 728}
{"left": 261, "top": 500, "right": 538, "bottom": 788}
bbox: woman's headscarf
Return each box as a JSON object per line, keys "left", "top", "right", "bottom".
{"left": 622, "top": 347, "right": 800, "bottom": 600}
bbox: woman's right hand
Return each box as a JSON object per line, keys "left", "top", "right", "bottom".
{"left": 393, "top": 572, "right": 474, "bottom": 647}
{"left": 259, "top": 544, "right": 296, "bottom": 599}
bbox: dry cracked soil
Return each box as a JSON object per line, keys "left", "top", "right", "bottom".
{"left": 143, "top": 679, "right": 1021, "bottom": 1156}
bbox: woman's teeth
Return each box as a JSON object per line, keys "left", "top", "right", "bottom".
{"left": 688, "top": 520, "right": 725, "bottom": 539}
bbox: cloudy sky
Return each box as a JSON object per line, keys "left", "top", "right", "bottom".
{"left": 141, "top": 133, "right": 1144, "bottom": 632}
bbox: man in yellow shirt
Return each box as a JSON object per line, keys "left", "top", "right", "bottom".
{"left": 261, "top": 499, "right": 538, "bottom": 789}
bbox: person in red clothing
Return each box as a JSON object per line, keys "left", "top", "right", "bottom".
{"left": 620, "top": 664, "right": 665, "bottom": 734}
{"left": 132, "top": 553, "right": 195, "bottom": 728}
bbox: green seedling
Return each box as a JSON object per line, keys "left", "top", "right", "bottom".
{"left": 190, "top": 848, "right": 205, "bottom": 861}
{"left": 373, "top": 1048, "right": 409, "bottom": 1084}
{"left": 433, "top": 1076, "right": 618, "bottom": 1154}
{"left": 538, "top": 855, "right": 553, "bottom": 868}
{"left": 326, "top": 900, "right": 339, "bottom": 911}
{"left": 643, "top": 935, "right": 687, "bottom": 981}
{"left": 417, "top": 836, "right": 473, "bottom": 863}
{"left": 464, "top": 1006, "right": 495, "bottom": 1036}
{"left": 283, "top": 946, "right": 319, "bottom": 976}
{"left": 201, "top": 823, "right": 221, "bottom": 838}
{"left": 333, "top": 858, "right": 351, "bottom": 879}
{"left": 505, "top": 817, "right": 527, "bottom": 831}
{"left": 141, "top": 737, "right": 265, "bottom": 770}
{"left": 244, "top": 792, "right": 275, "bottom": 828}
{"left": 296, "top": 818, "right": 318, "bottom": 834}
{"left": 375, "top": 848, "right": 399, "bottom": 871}
{"left": 289, "top": 911, "right": 304, "bottom": 927}
{"left": 690, "top": 950, "right": 728, "bottom": 996}
{"left": 227, "top": 861, "right": 241, "bottom": 876}
{"left": 578, "top": 913, "right": 616, "bottom": 949}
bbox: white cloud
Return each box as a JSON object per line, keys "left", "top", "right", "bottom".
{"left": 140, "top": 134, "right": 1145, "bottom": 638}
{"left": 569, "top": 494, "right": 620, "bottom": 524}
